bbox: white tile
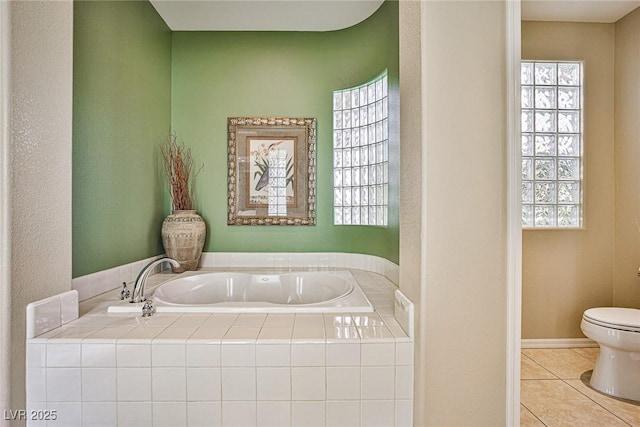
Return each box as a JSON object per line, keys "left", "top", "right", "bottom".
{"left": 29, "top": 296, "right": 61, "bottom": 338}
{"left": 257, "top": 327, "right": 292, "bottom": 342}
{"left": 325, "top": 326, "right": 360, "bottom": 341}
{"left": 198, "top": 252, "right": 217, "bottom": 267}
{"left": 263, "top": 314, "right": 294, "bottom": 328}
{"left": 48, "top": 325, "right": 95, "bottom": 340}
{"left": 48, "top": 402, "right": 82, "bottom": 427}
{"left": 26, "top": 343, "right": 46, "bottom": 369}
{"left": 351, "top": 313, "right": 384, "bottom": 327}
{"left": 325, "top": 401, "right": 360, "bottom": 427}
{"left": 82, "top": 343, "right": 116, "bottom": 367}
{"left": 257, "top": 367, "right": 290, "bottom": 400}
{"left": 396, "top": 365, "right": 413, "bottom": 400}
{"left": 361, "top": 400, "right": 394, "bottom": 427}
{"left": 152, "top": 367, "right": 186, "bottom": 401}
{"left": 326, "top": 343, "right": 360, "bottom": 367}
{"left": 117, "top": 344, "right": 151, "bottom": 367}
{"left": 46, "top": 368, "right": 81, "bottom": 402}
{"left": 119, "top": 326, "right": 165, "bottom": 342}
{"left": 201, "top": 314, "right": 238, "bottom": 329}
{"left": 256, "top": 344, "right": 290, "bottom": 366}
{"left": 294, "top": 314, "right": 324, "bottom": 328}
{"left": 25, "top": 402, "right": 47, "bottom": 427}
{"left": 395, "top": 400, "right": 413, "bottom": 427}
{"left": 187, "top": 401, "right": 222, "bottom": 427}
{"left": 396, "top": 342, "right": 413, "bottom": 366}
{"left": 224, "top": 327, "right": 260, "bottom": 341}
{"left": 233, "top": 314, "right": 266, "bottom": 328}
{"left": 187, "top": 368, "right": 221, "bottom": 401}
{"left": 291, "top": 367, "right": 325, "bottom": 401}
{"left": 222, "top": 401, "right": 256, "bottom": 426}
{"left": 60, "top": 290, "right": 79, "bottom": 325}
{"left": 154, "top": 327, "right": 198, "bottom": 342}
{"left": 153, "top": 401, "right": 187, "bottom": 427}
{"left": 187, "top": 343, "right": 220, "bottom": 367}
{"left": 152, "top": 343, "right": 186, "bottom": 366}
{"left": 46, "top": 343, "right": 81, "bottom": 367}
{"left": 82, "top": 402, "right": 117, "bottom": 427}
{"left": 323, "top": 314, "right": 354, "bottom": 328}
{"left": 26, "top": 369, "right": 46, "bottom": 402}
{"left": 87, "top": 326, "right": 135, "bottom": 340}
{"left": 326, "top": 367, "right": 360, "bottom": 400}
{"left": 361, "top": 342, "right": 395, "bottom": 366}
{"left": 257, "top": 401, "right": 291, "bottom": 427}
{"left": 292, "top": 401, "right": 325, "bottom": 426}
{"left": 189, "top": 327, "right": 228, "bottom": 341}
{"left": 117, "top": 402, "right": 152, "bottom": 427}
{"left": 361, "top": 366, "right": 395, "bottom": 400}
{"left": 222, "top": 343, "right": 255, "bottom": 366}
{"left": 116, "top": 368, "right": 151, "bottom": 401}
{"left": 172, "top": 314, "right": 210, "bottom": 328}
{"left": 292, "top": 343, "right": 325, "bottom": 367}
{"left": 266, "top": 253, "right": 287, "bottom": 267}
{"left": 81, "top": 368, "right": 116, "bottom": 401}
{"left": 291, "top": 327, "right": 325, "bottom": 341}
{"left": 221, "top": 367, "right": 256, "bottom": 401}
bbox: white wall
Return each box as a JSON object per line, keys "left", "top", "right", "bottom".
{"left": 399, "top": 1, "right": 510, "bottom": 425}
{"left": 398, "top": 0, "right": 424, "bottom": 423}
{"left": 7, "top": 0, "right": 73, "bottom": 415}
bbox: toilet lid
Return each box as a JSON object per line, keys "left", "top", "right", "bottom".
{"left": 583, "top": 307, "right": 640, "bottom": 332}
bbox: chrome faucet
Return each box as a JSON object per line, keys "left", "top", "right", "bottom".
{"left": 130, "top": 256, "right": 180, "bottom": 303}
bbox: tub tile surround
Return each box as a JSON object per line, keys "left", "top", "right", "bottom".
{"left": 27, "top": 255, "right": 413, "bottom": 426}
{"left": 72, "top": 252, "right": 400, "bottom": 302}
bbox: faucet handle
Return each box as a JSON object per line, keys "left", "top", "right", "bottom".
{"left": 141, "top": 299, "right": 154, "bottom": 317}
{"left": 119, "top": 282, "right": 131, "bottom": 300}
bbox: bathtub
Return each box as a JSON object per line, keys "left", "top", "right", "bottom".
{"left": 108, "top": 270, "right": 374, "bottom": 314}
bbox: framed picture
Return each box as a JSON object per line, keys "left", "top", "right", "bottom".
{"left": 227, "top": 117, "right": 316, "bottom": 225}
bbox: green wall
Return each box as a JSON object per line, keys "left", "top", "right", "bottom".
{"left": 73, "top": 1, "right": 399, "bottom": 278}
{"left": 73, "top": 0, "right": 172, "bottom": 277}
{"left": 170, "top": 1, "right": 400, "bottom": 262}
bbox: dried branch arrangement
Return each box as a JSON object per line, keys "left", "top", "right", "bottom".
{"left": 160, "top": 134, "right": 200, "bottom": 211}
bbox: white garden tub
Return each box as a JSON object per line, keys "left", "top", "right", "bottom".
{"left": 108, "top": 270, "right": 374, "bottom": 314}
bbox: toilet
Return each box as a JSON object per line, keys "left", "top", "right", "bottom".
{"left": 580, "top": 307, "right": 640, "bottom": 401}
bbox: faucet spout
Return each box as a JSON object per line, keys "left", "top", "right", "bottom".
{"left": 130, "top": 256, "right": 180, "bottom": 303}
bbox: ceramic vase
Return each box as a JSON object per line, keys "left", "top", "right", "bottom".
{"left": 161, "top": 210, "right": 206, "bottom": 272}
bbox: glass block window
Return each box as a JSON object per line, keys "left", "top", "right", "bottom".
{"left": 333, "top": 71, "right": 389, "bottom": 226}
{"left": 267, "top": 148, "right": 288, "bottom": 217}
{"left": 521, "top": 61, "right": 583, "bottom": 228}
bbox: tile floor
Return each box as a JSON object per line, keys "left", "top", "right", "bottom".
{"left": 521, "top": 347, "right": 640, "bottom": 426}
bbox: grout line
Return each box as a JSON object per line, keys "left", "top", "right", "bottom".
{"left": 562, "top": 377, "right": 634, "bottom": 427}
{"left": 521, "top": 348, "right": 638, "bottom": 427}
{"left": 520, "top": 401, "right": 549, "bottom": 427}
{"left": 521, "top": 352, "right": 560, "bottom": 380}
{"left": 568, "top": 347, "right": 598, "bottom": 364}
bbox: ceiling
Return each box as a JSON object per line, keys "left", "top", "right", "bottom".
{"left": 522, "top": 0, "right": 640, "bottom": 23}
{"left": 149, "top": 0, "right": 384, "bottom": 31}
{"left": 150, "top": 0, "right": 640, "bottom": 31}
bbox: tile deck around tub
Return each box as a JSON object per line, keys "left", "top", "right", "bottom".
{"left": 26, "top": 268, "right": 414, "bottom": 427}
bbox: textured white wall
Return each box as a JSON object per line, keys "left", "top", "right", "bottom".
{"left": 420, "top": 1, "right": 508, "bottom": 424}
{"left": 398, "top": 1, "right": 424, "bottom": 424}
{"left": 8, "top": 0, "right": 73, "bottom": 413}
{"left": 400, "top": 1, "right": 510, "bottom": 424}
{"left": 0, "top": 1, "right": 10, "bottom": 421}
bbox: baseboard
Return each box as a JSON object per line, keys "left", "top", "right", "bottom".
{"left": 521, "top": 338, "right": 597, "bottom": 349}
